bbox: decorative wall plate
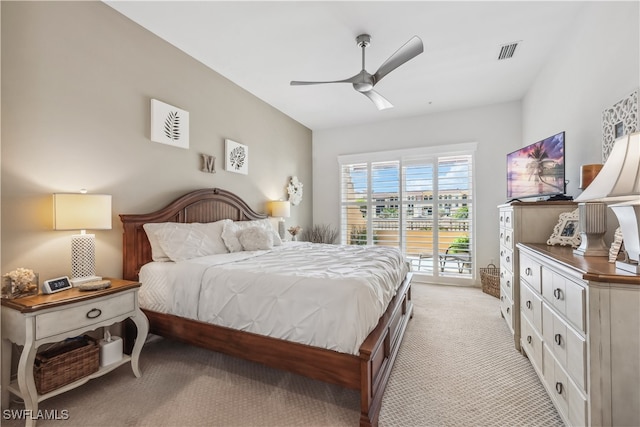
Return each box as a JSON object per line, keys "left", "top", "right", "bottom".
{"left": 287, "top": 176, "right": 303, "bottom": 206}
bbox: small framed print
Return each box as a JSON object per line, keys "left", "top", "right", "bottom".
{"left": 225, "top": 139, "right": 248, "bottom": 174}
{"left": 547, "top": 208, "right": 581, "bottom": 248}
{"left": 150, "top": 99, "right": 189, "bottom": 149}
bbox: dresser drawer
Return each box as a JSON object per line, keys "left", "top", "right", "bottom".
{"left": 500, "top": 292, "right": 514, "bottom": 333}
{"left": 520, "top": 282, "right": 542, "bottom": 331}
{"left": 500, "top": 247, "right": 513, "bottom": 273}
{"left": 542, "top": 302, "right": 587, "bottom": 391}
{"left": 499, "top": 209, "right": 513, "bottom": 230}
{"left": 521, "top": 315, "right": 543, "bottom": 373}
{"left": 500, "top": 267, "right": 514, "bottom": 300}
{"left": 500, "top": 228, "right": 514, "bottom": 250}
{"left": 543, "top": 344, "right": 587, "bottom": 427}
{"left": 36, "top": 291, "right": 135, "bottom": 340}
{"left": 541, "top": 267, "right": 586, "bottom": 332}
{"left": 520, "top": 253, "right": 542, "bottom": 293}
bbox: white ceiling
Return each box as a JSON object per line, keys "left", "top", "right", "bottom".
{"left": 105, "top": 1, "right": 586, "bottom": 131}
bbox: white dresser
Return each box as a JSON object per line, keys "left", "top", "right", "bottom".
{"left": 518, "top": 243, "right": 640, "bottom": 427}
{"left": 498, "top": 202, "right": 576, "bottom": 350}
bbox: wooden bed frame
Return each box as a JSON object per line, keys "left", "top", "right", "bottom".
{"left": 120, "top": 188, "right": 413, "bottom": 427}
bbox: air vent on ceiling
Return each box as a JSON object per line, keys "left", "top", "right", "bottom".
{"left": 497, "top": 41, "right": 520, "bottom": 60}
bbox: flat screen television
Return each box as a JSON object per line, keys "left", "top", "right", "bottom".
{"left": 507, "top": 131, "right": 566, "bottom": 200}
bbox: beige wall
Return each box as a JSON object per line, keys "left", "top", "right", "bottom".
{"left": 1, "top": 1, "right": 312, "bottom": 281}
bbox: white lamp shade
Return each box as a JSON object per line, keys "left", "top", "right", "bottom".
{"left": 575, "top": 132, "right": 640, "bottom": 202}
{"left": 53, "top": 193, "right": 112, "bottom": 230}
{"left": 271, "top": 200, "right": 291, "bottom": 218}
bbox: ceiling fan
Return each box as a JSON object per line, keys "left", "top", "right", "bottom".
{"left": 290, "top": 34, "right": 424, "bottom": 110}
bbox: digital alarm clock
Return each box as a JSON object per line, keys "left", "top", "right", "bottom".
{"left": 42, "top": 276, "right": 73, "bottom": 294}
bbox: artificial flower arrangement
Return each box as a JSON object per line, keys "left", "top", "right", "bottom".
{"left": 2, "top": 267, "right": 38, "bottom": 299}
{"left": 288, "top": 226, "right": 302, "bottom": 241}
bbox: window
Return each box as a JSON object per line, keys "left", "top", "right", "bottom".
{"left": 339, "top": 143, "right": 476, "bottom": 281}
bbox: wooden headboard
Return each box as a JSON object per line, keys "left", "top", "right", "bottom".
{"left": 119, "top": 188, "right": 267, "bottom": 281}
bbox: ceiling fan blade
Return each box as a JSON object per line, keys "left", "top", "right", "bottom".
{"left": 373, "top": 36, "right": 424, "bottom": 85}
{"left": 290, "top": 75, "right": 360, "bottom": 86}
{"left": 361, "top": 89, "right": 394, "bottom": 110}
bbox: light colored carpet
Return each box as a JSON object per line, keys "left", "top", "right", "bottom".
{"left": 3, "top": 283, "right": 563, "bottom": 426}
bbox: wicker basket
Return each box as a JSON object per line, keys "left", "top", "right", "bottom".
{"left": 34, "top": 335, "right": 99, "bottom": 394}
{"left": 480, "top": 263, "right": 500, "bottom": 298}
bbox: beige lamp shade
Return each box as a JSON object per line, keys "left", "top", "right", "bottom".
{"left": 53, "top": 193, "right": 112, "bottom": 230}
{"left": 271, "top": 200, "right": 291, "bottom": 218}
{"left": 575, "top": 132, "right": 640, "bottom": 202}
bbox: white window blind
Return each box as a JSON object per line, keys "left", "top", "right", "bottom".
{"left": 339, "top": 145, "right": 475, "bottom": 280}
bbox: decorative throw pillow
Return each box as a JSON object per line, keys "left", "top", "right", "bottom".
{"left": 145, "top": 220, "right": 231, "bottom": 262}
{"left": 222, "top": 219, "right": 281, "bottom": 252}
{"left": 238, "top": 226, "right": 274, "bottom": 251}
{"left": 143, "top": 223, "right": 172, "bottom": 262}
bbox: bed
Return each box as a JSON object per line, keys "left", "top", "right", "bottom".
{"left": 120, "top": 188, "right": 413, "bottom": 427}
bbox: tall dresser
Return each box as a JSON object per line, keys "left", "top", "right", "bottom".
{"left": 517, "top": 243, "right": 639, "bottom": 427}
{"left": 498, "top": 201, "right": 576, "bottom": 350}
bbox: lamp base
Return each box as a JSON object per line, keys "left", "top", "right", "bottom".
{"left": 278, "top": 218, "right": 286, "bottom": 240}
{"left": 71, "top": 275, "right": 103, "bottom": 286}
{"left": 616, "top": 260, "right": 640, "bottom": 274}
{"left": 573, "top": 232, "right": 609, "bottom": 257}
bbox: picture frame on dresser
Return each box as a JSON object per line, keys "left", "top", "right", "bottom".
{"left": 546, "top": 208, "right": 581, "bottom": 248}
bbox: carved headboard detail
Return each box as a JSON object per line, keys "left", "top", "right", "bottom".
{"left": 119, "top": 188, "right": 267, "bottom": 281}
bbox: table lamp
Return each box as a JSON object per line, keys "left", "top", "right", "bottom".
{"left": 574, "top": 132, "right": 640, "bottom": 273}
{"left": 53, "top": 192, "right": 112, "bottom": 284}
{"left": 270, "top": 200, "right": 290, "bottom": 240}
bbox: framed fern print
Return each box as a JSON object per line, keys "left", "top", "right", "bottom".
{"left": 225, "top": 139, "right": 249, "bottom": 175}
{"left": 150, "top": 99, "right": 190, "bottom": 149}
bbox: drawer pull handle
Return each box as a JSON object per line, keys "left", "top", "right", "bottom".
{"left": 525, "top": 267, "right": 532, "bottom": 276}
{"left": 500, "top": 296, "right": 504, "bottom": 302}
{"left": 505, "top": 236, "right": 510, "bottom": 243}
{"left": 507, "top": 280, "right": 511, "bottom": 288}
{"left": 555, "top": 382, "right": 563, "bottom": 394}
{"left": 527, "top": 335, "right": 532, "bottom": 344}
{"left": 553, "top": 288, "right": 563, "bottom": 300}
{"left": 86, "top": 308, "right": 102, "bottom": 319}
{"left": 554, "top": 333, "right": 562, "bottom": 346}
{"left": 505, "top": 256, "right": 510, "bottom": 263}
{"left": 526, "top": 300, "right": 532, "bottom": 310}
{"left": 506, "top": 307, "right": 510, "bottom": 314}
{"left": 500, "top": 272, "right": 504, "bottom": 279}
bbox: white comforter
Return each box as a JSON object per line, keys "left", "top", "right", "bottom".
{"left": 139, "top": 242, "right": 409, "bottom": 355}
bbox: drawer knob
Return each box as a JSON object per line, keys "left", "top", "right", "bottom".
{"left": 553, "top": 288, "right": 563, "bottom": 300}
{"left": 525, "top": 267, "right": 532, "bottom": 276}
{"left": 554, "top": 333, "right": 562, "bottom": 346}
{"left": 555, "top": 382, "right": 563, "bottom": 394}
{"left": 506, "top": 307, "right": 510, "bottom": 314}
{"left": 507, "top": 280, "right": 511, "bottom": 288}
{"left": 86, "top": 308, "right": 102, "bottom": 319}
{"left": 527, "top": 335, "right": 532, "bottom": 344}
{"left": 526, "top": 300, "right": 532, "bottom": 310}
{"left": 500, "top": 272, "right": 504, "bottom": 279}
{"left": 500, "top": 296, "right": 504, "bottom": 302}
{"left": 505, "top": 256, "right": 510, "bottom": 263}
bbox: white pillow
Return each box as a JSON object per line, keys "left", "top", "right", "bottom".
{"left": 144, "top": 220, "right": 231, "bottom": 261}
{"left": 143, "top": 223, "right": 171, "bottom": 262}
{"left": 238, "top": 226, "right": 274, "bottom": 251}
{"left": 221, "top": 219, "right": 281, "bottom": 253}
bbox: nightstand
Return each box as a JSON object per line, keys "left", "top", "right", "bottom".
{"left": 1, "top": 279, "right": 149, "bottom": 427}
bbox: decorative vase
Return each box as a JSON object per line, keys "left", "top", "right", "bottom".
{"left": 1, "top": 273, "right": 39, "bottom": 299}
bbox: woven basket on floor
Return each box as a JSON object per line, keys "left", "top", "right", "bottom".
{"left": 34, "top": 335, "right": 99, "bottom": 394}
{"left": 479, "top": 263, "right": 500, "bottom": 298}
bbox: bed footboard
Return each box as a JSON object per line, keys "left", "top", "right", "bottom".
{"left": 359, "top": 274, "right": 413, "bottom": 427}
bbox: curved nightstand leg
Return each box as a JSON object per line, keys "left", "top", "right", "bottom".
{"left": 130, "top": 308, "right": 149, "bottom": 378}
{"left": 2, "top": 338, "right": 11, "bottom": 409}
{"left": 17, "top": 340, "right": 38, "bottom": 427}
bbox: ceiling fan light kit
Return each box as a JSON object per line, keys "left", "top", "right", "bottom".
{"left": 291, "top": 34, "right": 424, "bottom": 110}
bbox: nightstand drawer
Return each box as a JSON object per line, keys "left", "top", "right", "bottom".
{"left": 35, "top": 291, "right": 135, "bottom": 340}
